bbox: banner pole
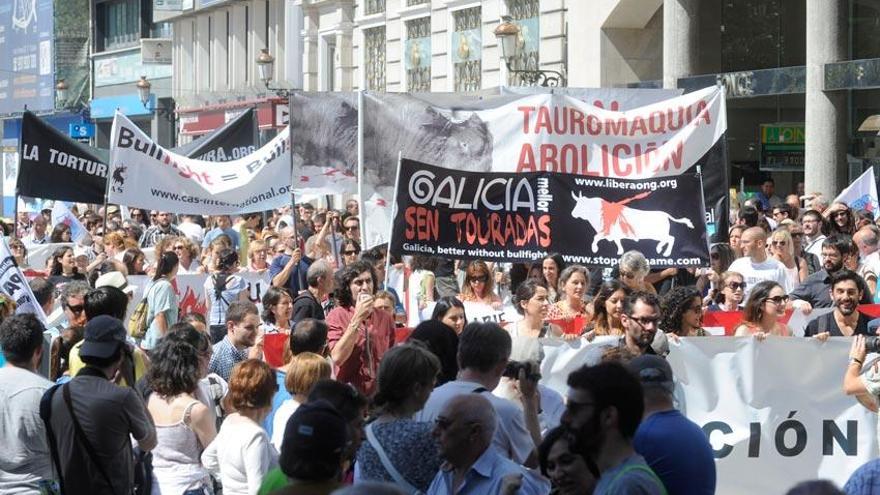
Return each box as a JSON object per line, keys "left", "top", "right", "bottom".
{"left": 356, "top": 90, "right": 365, "bottom": 248}
{"left": 384, "top": 152, "right": 403, "bottom": 291}
{"left": 12, "top": 191, "right": 19, "bottom": 239}
{"left": 696, "top": 166, "right": 710, "bottom": 263}
{"left": 286, "top": 118, "right": 306, "bottom": 291}
{"left": 326, "top": 194, "right": 341, "bottom": 267}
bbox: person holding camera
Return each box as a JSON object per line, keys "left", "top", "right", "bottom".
{"left": 415, "top": 322, "right": 541, "bottom": 467}
{"left": 844, "top": 334, "right": 880, "bottom": 413}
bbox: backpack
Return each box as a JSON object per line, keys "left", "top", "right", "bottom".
{"left": 212, "top": 272, "right": 230, "bottom": 304}
{"left": 128, "top": 298, "right": 150, "bottom": 340}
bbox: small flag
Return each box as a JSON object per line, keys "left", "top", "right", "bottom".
{"left": 51, "top": 201, "right": 88, "bottom": 243}
{"left": 832, "top": 168, "right": 879, "bottom": 219}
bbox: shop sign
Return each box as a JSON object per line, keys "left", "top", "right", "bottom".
{"left": 760, "top": 123, "right": 805, "bottom": 171}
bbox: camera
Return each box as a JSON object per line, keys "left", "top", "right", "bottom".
{"left": 866, "top": 337, "right": 880, "bottom": 354}
{"left": 502, "top": 360, "right": 541, "bottom": 381}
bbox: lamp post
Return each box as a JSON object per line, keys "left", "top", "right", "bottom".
{"left": 55, "top": 79, "right": 69, "bottom": 108}
{"left": 135, "top": 75, "right": 175, "bottom": 121}
{"left": 493, "top": 15, "right": 566, "bottom": 87}
{"left": 256, "top": 48, "right": 293, "bottom": 97}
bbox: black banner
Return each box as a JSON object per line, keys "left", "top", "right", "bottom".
{"left": 391, "top": 159, "right": 710, "bottom": 268}
{"left": 16, "top": 108, "right": 257, "bottom": 204}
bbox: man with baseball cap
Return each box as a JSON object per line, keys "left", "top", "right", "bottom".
{"left": 630, "top": 355, "right": 715, "bottom": 495}
{"left": 258, "top": 400, "right": 349, "bottom": 494}
{"left": 42, "top": 315, "right": 156, "bottom": 495}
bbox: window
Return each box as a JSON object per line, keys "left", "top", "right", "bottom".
{"left": 405, "top": 17, "right": 431, "bottom": 92}
{"left": 322, "top": 36, "right": 337, "bottom": 90}
{"left": 406, "top": 0, "right": 430, "bottom": 5}
{"left": 365, "top": 0, "right": 385, "bottom": 16}
{"left": 98, "top": 0, "right": 141, "bottom": 51}
{"left": 364, "top": 26, "right": 386, "bottom": 91}
{"left": 505, "top": 0, "right": 539, "bottom": 86}
{"left": 453, "top": 7, "right": 481, "bottom": 91}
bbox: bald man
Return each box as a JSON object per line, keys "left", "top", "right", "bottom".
{"left": 427, "top": 394, "right": 550, "bottom": 495}
{"left": 727, "top": 227, "right": 791, "bottom": 300}
{"left": 270, "top": 226, "right": 313, "bottom": 294}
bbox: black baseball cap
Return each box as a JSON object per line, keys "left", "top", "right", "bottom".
{"left": 80, "top": 315, "right": 127, "bottom": 359}
{"left": 281, "top": 400, "right": 348, "bottom": 463}
{"left": 628, "top": 355, "right": 674, "bottom": 393}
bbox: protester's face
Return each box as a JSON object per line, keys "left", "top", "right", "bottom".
{"left": 343, "top": 219, "right": 360, "bottom": 239}
{"left": 349, "top": 271, "right": 374, "bottom": 299}
{"left": 543, "top": 259, "right": 559, "bottom": 284}
{"left": 770, "top": 235, "right": 789, "bottom": 257}
{"left": 468, "top": 270, "right": 489, "bottom": 297}
{"left": 372, "top": 261, "right": 386, "bottom": 283}
{"left": 563, "top": 272, "right": 587, "bottom": 300}
{"left": 762, "top": 286, "right": 789, "bottom": 320}
{"left": 761, "top": 181, "right": 774, "bottom": 196}
{"left": 33, "top": 216, "right": 46, "bottom": 235}
{"left": 441, "top": 306, "right": 466, "bottom": 334}
{"left": 561, "top": 387, "right": 597, "bottom": 434}
{"left": 64, "top": 294, "right": 87, "bottom": 326}
{"left": 620, "top": 300, "right": 660, "bottom": 349}
{"left": 273, "top": 294, "right": 293, "bottom": 322}
{"left": 373, "top": 297, "right": 394, "bottom": 317}
{"left": 157, "top": 212, "right": 172, "bottom": 227}
{"left": 216, "top": 216, "right": 231, "bottom": 229}
{"left": 61, "top": 250, "right": 75, "bottom": 270}
{"left": 739, "top": 232, "right": 765, "bottom": 258}
{"left": 320, "top": 274, "right": 336, "bottom": 294}
{"left": 605, "top": 290, "right": 626, "bottom": 322}
{"left": 801, "top": 215, "right": 820, "bottom": 236}
{"left": 772, "top": 208, "right": 787, "bottom": 222}
{"left": 229, "top": 313, "right": 260, "bottom": 347}
{"left": 9, "top": 242, "right": 25, "bottom": 259}
{"left": 619, "top": 269, "right": 643, "bottom": 290}
{"left": 134, "top": 256, "right": 145, "bottom": 274}
{"left": 346, "top": 200, "right": 359, "bottom": 215}
{"left": 522, "top": 286, "right": 550, "bottom": 319}
{"left": 854, "top": 234, "right": 876, "bottom": 257}
{"left": 433, "top": 405, "right": 479, "bottom": 462}
{"left": 729, "top": 229, "right": 742, "bottom": 249}
{"left": 682, "top": 296, "right": 703, "bottom": 331}
{"left": 832, "top": 208, "right": 850, "bottom": 228}
{"left": 832, "top": 280, "right": 861, "bottom": 316}
{"left": 722, "top": 276, "right": 745, "bottom": 306}
{"left": 821, "top": 247, "right": 844, "bottom": 273}
{"left": 546, "top": 436, "right": 596, "bottom": 495}
{"left": 342, "top": 245, "right": 360, "bottom": 265}
{"left": 250, "top": 246, "right": 267, "bottom": 266}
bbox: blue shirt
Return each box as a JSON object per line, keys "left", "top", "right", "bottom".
{"left": 269, "top": 254, "right": 313, "bottom": 295}
{"left": 208, "top": 336, "right": 248, "bottom": 383}
{"left": 845, "top": 458, "right": 880, "bottom": 495}
{"left": 634, "top": 410, "right": 715, "bottom": 495}
{"left": 202, "top": 227, "right": 241, "bottom": 250}
{"left": 426, "top": 447, "right": 549, "bottom": 495}
{"left": 263, "top": 370, "right": 291, "bottom": 437}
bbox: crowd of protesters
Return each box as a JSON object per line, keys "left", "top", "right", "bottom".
{"left": 2, "top": 178, "right": 880, "bottom": 494}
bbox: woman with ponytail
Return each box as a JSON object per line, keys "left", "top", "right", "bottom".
{"left": 143, "top": 251, "right": 181, "bottom": 350}
{"left": 355, "top": 342, "right": 442, "bottom": 493}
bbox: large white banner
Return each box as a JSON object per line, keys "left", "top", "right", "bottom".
{"left": 108, "top": 112, "right": 292, "bottom": 215}
{"left": 540, "top": 337, "right": 879, "bottom": 493}
{"left": 0, "top": 237, "right": 48, "bottom": 322}
{"left": 361, "top": 86, "right": 726, "bottom": 247}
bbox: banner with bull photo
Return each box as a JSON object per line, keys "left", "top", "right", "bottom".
{"left": 391, "top": 158, "right": 709, "bottom": 267}
{"left": 16, "top": 108, "right": 258, "bottom": 204}
{"left": 108, "top": 112, "right": 291, "bottom": 215}
{"left": 289, "top": 92, "right": 358, "bottom": 195}
{"left": 362, "top": 86, "right": 727, "bottom": 248}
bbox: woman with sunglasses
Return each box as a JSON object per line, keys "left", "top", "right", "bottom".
{"left": 734, "top": 280, "right": 792, "bottom": 339}
{"left": 707, "top": 271, "right": 746, "bottom": 312}
{"left": 8, "top": 239, "right": 28, "bottom": 269}
{"left": 458, "top": 261, "right": 502, "bottom": 309}
{"left": 407, "top": 255, "right": 438, "bottom": 327}
{"left": 661, "top": 286, "right": 707, "bottom": 337}
{"left": 825, "top": 202, "right": 857, "bottom": 236}
{"left": 770, "top": 229, "right": 808, "bottom": 288}
{"left": 341, "top": 239, "right": 361, "bottom": 267}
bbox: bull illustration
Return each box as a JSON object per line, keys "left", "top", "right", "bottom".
{"left": 570, "top": 191, "right": 694, "bottom": 256}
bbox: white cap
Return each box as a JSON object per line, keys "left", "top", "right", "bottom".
{"left": 95, "top": 271, "right": 137, "bottom": 295}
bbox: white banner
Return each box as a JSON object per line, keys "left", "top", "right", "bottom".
{"left": 833, "top": 167, "right": 879, "bottom": 219}
{"left": 361, "top": 86, "right": 726, "bottom": 247}
{"left": 0, "top": 237, "right": 48, "bottom": 323}
{"left": 540, "top": 337, "right": 879, "bottom": 493}
{"left": 108, "top": 112, "right": 292, "bottom": 215}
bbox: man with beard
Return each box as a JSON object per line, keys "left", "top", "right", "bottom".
{"left": 791, "top": 235, "right": 871, "bottom": 311}
{"left": 208, "top": 301, "right": 262, "bottom": 382}
{"left": 805, "top": 270, "right": 873, "bottom": 338}
{"left": 581, "top": 292, "right": 667, "bottom": 366}
{"left": 139, "top": 211, "right": 184, "bottom": 248}
{"left": 562, "top": 362, "right": 665, "bottom": 495}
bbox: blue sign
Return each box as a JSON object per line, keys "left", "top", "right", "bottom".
{"left": 90, "top": 94, "right": 155, "bottom": 119}
{"left": 69, "top": 122, "right": 95, "bottom": 138}
{"left": 0, "top": 0, "right": 55, "bottom": 114}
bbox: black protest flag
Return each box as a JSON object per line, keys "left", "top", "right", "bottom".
{"left": 391, "top": 158, "right": 710, "bottom": 267}
{"left": 16, "top": 108, "right": 258, "bottom": 203}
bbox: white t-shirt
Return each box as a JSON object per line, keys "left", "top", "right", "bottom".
{"left": 414, "top": 379, "right": 534, "bottom": 464}
{"left": 270, "top": 398, "right": 301, "bottom": 451}
{"left": 201, "top": 413, "right": 278, "bottom": 495}
{"left": 728, "top": 256, "right": 791, "bottom": 300}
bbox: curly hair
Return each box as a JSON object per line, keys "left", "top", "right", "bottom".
{"left": 333, "top": 260, "right": 377, "bottom": 308}
{"left": 147, "top": 335, "right": 201, "bottom": 397}
{"left": 660, "top": 286, "right": 702, "bottom": 336}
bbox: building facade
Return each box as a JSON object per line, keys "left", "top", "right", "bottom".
{"left": 164, "top": 0, "right": 303, "bottom": 144}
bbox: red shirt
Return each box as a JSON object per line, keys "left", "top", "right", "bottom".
{"left": 326, "top": 305, "right": 395, "bottom": 396}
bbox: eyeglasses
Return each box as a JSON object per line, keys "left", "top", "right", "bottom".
{"left": 344, "top": 225, "right": 359, "bottom": 231}
{"left": 95, "top": 230, "right": 104, "bottom": 236}
{"left": 726, "top": 282, "right": 746, "bottom": 291}
{"left": 764, "top": 295, "right": 790, "bottom": 306}
{"left": 65, "top": 304, "right": 85, "bottom": 314}
{"left": 173, "top": 245, "right": 186, "bottom": 250}
{"left": 343, "top": 250, "right": 359, "bottom": 256}
{"left": 10, "top": 245, "right": 24, "bottom": 250}
{"left": 627, "top": 316, "right": 660, "bottom": 327}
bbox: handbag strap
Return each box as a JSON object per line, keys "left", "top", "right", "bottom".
{"left": 364, "top": 423, "right": 421, "bottom": 495}
{"left": 62, "top": 383, "right": 118, "bottom": 493}
{"left": 39, "top": 384, "right": 65, "bottom": 493}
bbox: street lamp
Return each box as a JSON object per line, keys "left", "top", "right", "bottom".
{"left": 256, "top": 48, "right": 293, "bottom": 97}
{"left": 55, "top": 79, "right": 68, "bottom": 106}
{"left": 493, "top": 15, "right": 566, "bottom": 87}
{"left": 135, "top": 75, "right": 174, "bottom": 121}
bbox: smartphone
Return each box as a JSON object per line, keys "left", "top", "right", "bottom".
{"left": 358, "top": 293, "right": 371, "bottom": 304}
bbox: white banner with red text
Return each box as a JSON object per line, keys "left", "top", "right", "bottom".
{"left": 108, "top": 112, "right": 292, "bottom": 215}
{"left": 539, "top": 337, "right": 879, "bottom": 493}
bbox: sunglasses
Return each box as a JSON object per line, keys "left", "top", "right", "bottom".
{"left": 344, "top": 225, "right": 359, "bottom": 231}
{"left": 833, "top": 211, "right": 849, "bottom": 218}
{"left": 764, "top": 295, "right": 789, "bottom": 306}
{"left": 771, "top": 241, "right": 787, "bottom": 246}
{"left": 726, "top": 282, "right": 746, "bottom": 291}
{"left": 65, "top": 304, "right": 85, "bottom": 314}
{"left": 470, "top": 275, "right": 488, "bottom": 283}
{"left": 173, "top": 245, "right": 186, "bottom": 250}
{"left": 343, "top": 250, "right": 359, "bottom": 256}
